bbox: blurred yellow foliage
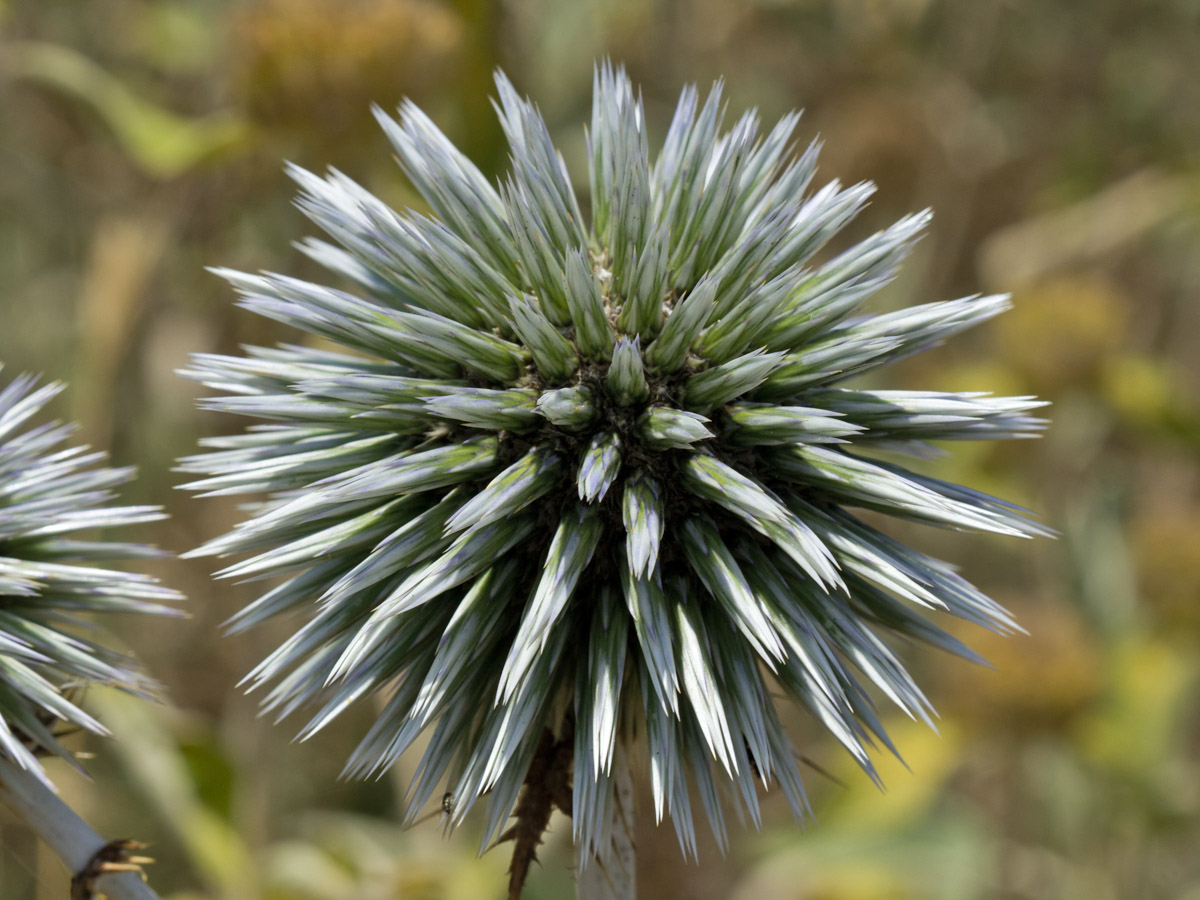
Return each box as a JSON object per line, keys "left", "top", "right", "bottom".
{"left": 937, "top": 603, "right": 1102, "bottom": 734}
{"left": 793, "top": 865, "right": 912, "bottom": 900}
{"left": 1076, "top": 637, "right": 1198, "bottom": 778}
{"left": 89, "top": 693, "right": 258, "bottom": 900}
{"left": 822, "top": 718, "right": 963, "bottom": 833}
{"left": 134, "top": 2, "right": 222, "bottom": 75}
{"left": 995, "top": 275, "right": 1129, "bottom": 390}
{"left": 229, "top": 0, "right": 462, "bottom": 141}
{"left": 1132, "top": 505, "right": 1200, "bottom": 630}
{"left": 1101, "top": 353, "right": 1181, "bottom": 428}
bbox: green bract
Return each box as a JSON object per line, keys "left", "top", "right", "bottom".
{"left": 0, "top": 370, "right": 180, "bottom": 781}
{"left": 183, "top": 64, "right": 1048, "bottom": 860}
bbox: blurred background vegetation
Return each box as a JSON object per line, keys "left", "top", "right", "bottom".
{"left": 1, "top": 0, "right": 1199, "bottom": 897}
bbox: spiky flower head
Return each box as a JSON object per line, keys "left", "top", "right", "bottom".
{"left": 183, "top": 64, "right": 1048, "bottom": 862}
{"left": 0, "top": 370, "right": 180, "bottom": 780}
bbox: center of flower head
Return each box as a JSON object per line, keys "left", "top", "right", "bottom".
{"left": 488, "top": 262, "right": 722, "bottom": 522}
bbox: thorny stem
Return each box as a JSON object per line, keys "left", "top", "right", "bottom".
{"left": 503, "top": 724, "right": 574, "bottom": 900}
{"left": 576, "top": 743, "right": 636, "bottom": 900}
{"left": 0, "top": 760, "right": 161, "bottom": 900}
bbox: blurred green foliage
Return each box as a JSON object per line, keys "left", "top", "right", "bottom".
{"left": 1, "top": 1, "right": 1199, "bottom": 898}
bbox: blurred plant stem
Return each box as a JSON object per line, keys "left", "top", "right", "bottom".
{"left": 0, "top": 760, "right": 161, "bottom": 900}
{"left": 73, "top": 212, "right": 174, "bottom": 448}
{"left": 576, "top": 745, "right": 635, "bottom": 900}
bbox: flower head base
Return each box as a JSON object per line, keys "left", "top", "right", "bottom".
{"left": 183, "top": 64, "right": 1048, "bottom": 861}
{"left": 0, "top": 370, "right": 181, "bottom": 781}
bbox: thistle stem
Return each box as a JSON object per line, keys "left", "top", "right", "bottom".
{"left": 576, "top": 744, "right": 636, "bottom": 900}
{"left": 0, "top": 760, "right": 161, "bottom": 900}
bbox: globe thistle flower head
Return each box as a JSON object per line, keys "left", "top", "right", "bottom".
{"left": 182, "top": 64, "right": 1048, "bottom": 864}
{"left": 0, "top": 370, "right": 181, "bottom": 781}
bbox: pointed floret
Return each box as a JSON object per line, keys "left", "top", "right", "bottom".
{"left": 622, "top": 471, "right": 663, "bottom": 579}
{"left": 806, "top": 388, "right": 1049, "bottom": 441}
{"left": 675, "top": 594, "right": 736, "bottom": 775}
{"left": 317, "top": 491, "right": 468, "bottom": 607}
{"left": 767, "top": 294, "right": 1012, "bottom": 388}
{"left": 492, "top": 71, "right": 588, "bottom": 253}
{"left": 606, "top": 337, "right": 649, "bottom": 406}
{"left": 723, "top": 402, "right": 863, "bottom": 446}
{"left": 374, "top": 101, "right": 518, "bottom": 280}
{"left": 698, "top": 268, "right": 799, "bottom": 364}
{"left": 682, "top": 349, "right": 788, "bottom": 412}
{"left": 751, "top": 335, "right": 904, "bottom": 400}
{"left": 564, "top": 249, "right": 616, "bottom": 359}
{"left": 535, "top": 385, "right": 598, "bottom": 431}
{"left": 679, "top": 455, "right": 842, "bottom": 590}
{"left": 637, "top": 408, "right": 713, "bottom": 450}
{"left": 590, "top": 61, "right": 651, "bottom": 291}
{"left": 644, "top": 274, "right": 718, "bottom": 372}
{"left": 288, "top": 166, "right": 517, "bottom": 328}
{"left": 616, "top": 221, "right": 669, "bottom": 338}
{"left": 291, "top": 438, "right": 501, "bottom": 515}
{"left": 769, "top": 444, "right": 1049, "bottom": 537}
{"left": 619, "top": 556, "right": 678, "bottom": 714}
{"left": 762, "top": 210, "right": 933, "bottom": 351}
{"left": 506, "top": 295, "right": 577, "bottom": 383}
{"left": 499, "top": 504, "right": 604, "bottom": 700}
{"left": 583, "top": 589, "right": 628, "bottom": 775}
{"left": 445, "top": 445, "right": 563, "bottom": 534}
{"left": 503, "top": 182, "right": 573, "bottom": 324}
{"left": 578, "top": 433, "right": 622, "bottom": 503}
{"left": 330, "top": 515, "right": 537, "bottom": 681}
{"left": 424, "top": 388, "right": 539, "bottom": 432}
{"left": 390, "top": 309, "right": 528, "bottom": 383}
{"left": 679, "top": 516, "right": 785, "bottom": 665}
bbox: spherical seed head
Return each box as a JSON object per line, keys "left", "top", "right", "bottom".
{"left": 0, "top": 370, "right": 180, "bottom": 781}
{"left": 184, "top": 63, "right": 1048, "bottom": 857}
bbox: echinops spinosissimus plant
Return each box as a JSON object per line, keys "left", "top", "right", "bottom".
{"left": 0, "top": 368, "right": 179, "bottom": 900}
{"left": 181, "top": 63, "right": 1048, "bottom": 898}
{"left": 0, "top": 370, "right": 180, "bottom": 778}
